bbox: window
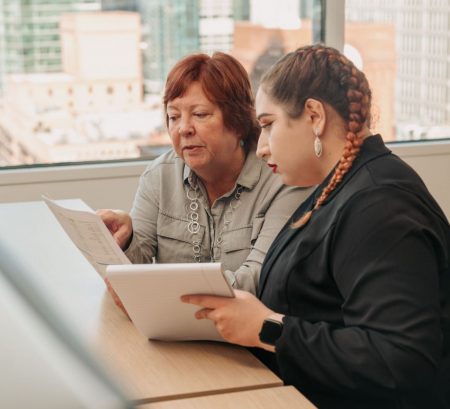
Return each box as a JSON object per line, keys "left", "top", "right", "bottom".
{"left": 345, "top": 0, "right": 450, "bottom": 141}
{"left": 0, "top": 0, "right": 448, "bottom": 168}
{"left": 0, "top": 0, "right": 313, "bottom": 167}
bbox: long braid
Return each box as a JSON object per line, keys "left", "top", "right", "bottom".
{"left": 291, "top": 46, "right": 372, "bottom": 228}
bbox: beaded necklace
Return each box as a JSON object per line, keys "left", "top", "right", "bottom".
{"left": 186, "top": 179, "right": 242, "bottom": 262}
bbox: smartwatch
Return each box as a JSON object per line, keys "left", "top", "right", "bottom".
{"left": 259, "top": 317, "right": 284, "bottom": 346}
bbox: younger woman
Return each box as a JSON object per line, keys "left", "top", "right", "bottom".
{"left": 183, "top": 45, "right": 450, "bottom": 409}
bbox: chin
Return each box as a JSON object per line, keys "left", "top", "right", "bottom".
{"left": 280, "top": 173, "right": 296, "bottom": 186}
{"left": 282, "top": 174, "right": 309, "bottom": 188}
{"left": 184, "top": 158, "right": 208, "bottom": 173}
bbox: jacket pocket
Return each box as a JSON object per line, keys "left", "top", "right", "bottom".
{"left": 156, "top": 213, "right": 205, "bottom": 262}
{"left": 222, "top": 225, "right": 252, "bottom": 253}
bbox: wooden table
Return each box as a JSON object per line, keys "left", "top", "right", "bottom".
{"left": 138, "top": 386, "right": 317, "bottom": 409}
{"left": 95, "top": 294, "right": 282, "bottom": 403}
{"left": 0, "top": 200, "right": 283, "bottom": 404}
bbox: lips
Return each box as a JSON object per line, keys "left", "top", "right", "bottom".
{"left": 182, "top": 145, "right": 204, "bottom": 151}
{"left": 268, "top": 163, "right": 278, "bottom": 173}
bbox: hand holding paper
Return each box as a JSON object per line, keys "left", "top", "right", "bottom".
{"left": 96, "top": 209, "right": 133, "bottom": 250}
{"left": 43, "top": 196, "right": 131, "bottom": 278}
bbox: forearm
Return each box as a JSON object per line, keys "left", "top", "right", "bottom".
{"left": 275, "top": 316, "right": 439, "bottom": 398}
{"left": 126, "top": 171, "right": 159, "bottom": 264}
{"left": 124, "top": 231, "right": 155, "bottom": 264}
{"left": 224, "top": 260, "right": 261, "bottom": 294}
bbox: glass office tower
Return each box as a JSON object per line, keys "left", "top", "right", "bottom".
{"left": 233, "top": 0, "right": 250, "bottom": 21}
{"left": 0, "top": 2, "right": 4, "bottom": 93}
{"left": 101, "top": 0, "right": 251, "bottom": 92}
{"left": 199, "top": 0, "right": 234, "bottom": 54}
{"left": 137, "top": 0, "right": 200, "bottom": 92}
{"left": 199, "top": 0, "right": 249, "bottom": 54}
{"left": 101, "top": 0, "right": 137, "bottom": 11}
{"left": 0, "top": 0, "right": 100, "bottom": 91}
{"left": 346, "top": 0, "right": 450, "bottom": 138}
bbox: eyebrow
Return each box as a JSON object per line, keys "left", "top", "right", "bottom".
{"left": 257, "top": 113, "right": 273, "bottom": 121}
{"left": 167, "top": 103, "right": 211, "bottom": 110}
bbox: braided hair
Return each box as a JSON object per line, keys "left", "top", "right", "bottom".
{"left": 260, "top": 45, "right": 372, "bottom": 228}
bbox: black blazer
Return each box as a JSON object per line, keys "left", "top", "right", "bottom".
{"left": 256, "top": 135, "right": 450, "bottom": 409}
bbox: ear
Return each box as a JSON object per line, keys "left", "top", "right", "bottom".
{"left": 304, "top": 98, "right": 326, "bottom": 136}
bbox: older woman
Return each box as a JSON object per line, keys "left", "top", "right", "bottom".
{"left": 99, "top": 52, "right": 309, "bottom": 295}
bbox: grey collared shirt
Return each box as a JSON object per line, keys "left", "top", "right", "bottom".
{"left": 125, "top": 149, "right": 311, "bottom": 294}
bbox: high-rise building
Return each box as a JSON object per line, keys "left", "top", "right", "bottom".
{"left": 299, "top": 0, "right": 314, "bottom": 19}
{"left": 346, "top": 0, "right": 450, "bottom": 138}
{"left": 0, "top": 12, "right": 169, "bottom": 165}
{"left": 198, "top": 0, "right": 249, "bottom": 55}
{"left": 100, "top": 1, "right": 252, "bottom": 92}
{"left": 232, "top": 19, "right": 396, "bottom": 140}
{"left": 250, "top": 0, "right": 301, "bottom": 29}
{"left": 0, "top": 0, "right": 101, "bottom": 91}
{"left": 101, "top": 0, "right": 137, "bottom": 11}
{"left": 199, "top": 0, "right": 234, "bottom": 54}
{"left": 137, "top": 0, "right": 200, "bottom": 92}
{"left": 0, "top": 2, "right": 5, "bottom": 93}
{"left": 233, "top": 0, "right": 250, "bottom": 21}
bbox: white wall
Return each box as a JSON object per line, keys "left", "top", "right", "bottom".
{"left": 0, "top": 140, "right": 449, "bottom": 218}
{"left": 0, "top": 161, "right": 147, "bottom": 211}
{"left": 389, "top": 140, "right": 450, "bottom": 218}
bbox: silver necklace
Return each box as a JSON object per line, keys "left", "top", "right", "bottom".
{"left": 186, "top": 180, "right": 242, "bottom": 262}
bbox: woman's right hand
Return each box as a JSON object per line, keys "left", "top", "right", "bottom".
{"left": 96, "top": 209, "right": 133, "bottom": 250}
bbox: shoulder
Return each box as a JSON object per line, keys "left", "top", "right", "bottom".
{"left": 305, "top": 152, "right": 449, "bottom": 246}
{"left": 339, "top": 134, "right": 435, "bottom": 207}
{"left": 365, "top": 150, "right": 426, "bottom": 189}
{"left": 140, "top": 149, "right": 184, "bottom": 180}
{"left": 142, "top": 149, "right": 180, "bottom": 172}
{"left": 356, "top": 152, "right": 445, "bottom": 219}
{"left": 135, "top": 149, "right": 186, "bottom": 199}
{"left": 335, "top": 156, "right": 449, "bottom": 236}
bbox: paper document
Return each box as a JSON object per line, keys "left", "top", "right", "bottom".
{"left": 43, "top": 196, "right": 130, "bottom": 277}
{"left": 106, "top": 263, "right": 234, "bottom": 341}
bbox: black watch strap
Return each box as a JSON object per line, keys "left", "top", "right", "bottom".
{"left": 259, "top": 317, "right": 283, "bottom": 346}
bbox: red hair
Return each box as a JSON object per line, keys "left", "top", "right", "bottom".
{"left": 163, "top": 52, "right": 260, "bottom": 151}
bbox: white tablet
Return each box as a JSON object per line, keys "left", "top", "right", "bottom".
{"left": 106, "top": 263, "right": 234, "bottom": 341}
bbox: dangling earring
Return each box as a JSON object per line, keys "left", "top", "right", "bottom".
{"left": 313, "top": 129, "right": 322, "bottom": 158}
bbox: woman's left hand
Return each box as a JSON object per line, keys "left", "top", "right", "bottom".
{"left": 181, "top": 289, "right": 274, "bottom": 348}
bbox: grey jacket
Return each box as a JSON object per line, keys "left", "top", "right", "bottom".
{"left": 125, "top": 149, "right": 311, "bottom": 294}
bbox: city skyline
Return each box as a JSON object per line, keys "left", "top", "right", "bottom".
{"left": 0, "top": 0, "right": 101, "bottom": 91}
{"left": 0, "top": 0, "right": 448, "bottom": 166}
{"left": 346, "top": 0, "right": 450, "bottom": 140}
{"left": 0, "top": 11, "right": 168, "bottom": 166}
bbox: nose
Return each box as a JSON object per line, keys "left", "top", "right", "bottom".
{"left": 256, "top": 130, "right": 270, "bottom": 160}
{"left": 178, "top": 117, "right": 194, "bottom": 137}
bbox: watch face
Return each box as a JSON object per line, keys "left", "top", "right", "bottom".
{"left": 259, "top": 318, "right": 283, "bottom": 346}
